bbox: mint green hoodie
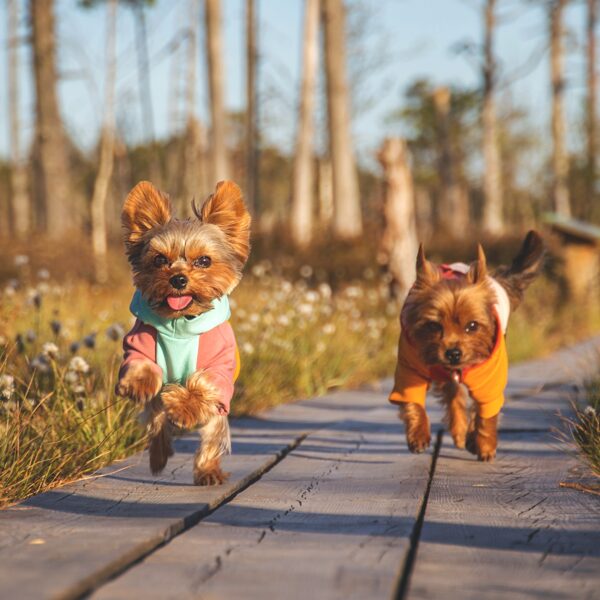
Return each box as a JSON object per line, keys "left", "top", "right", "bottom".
{"left": 129, "top": 291, "right": 231, "bottom": 384}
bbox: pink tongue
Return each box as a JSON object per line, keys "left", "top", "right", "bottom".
{"left": 166, "top": 295, "right": 193, "bottom": 310}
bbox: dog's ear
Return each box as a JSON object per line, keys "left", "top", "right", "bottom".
{"left": 122, "top": 182, "right": 172, "bottom": 256}
{"left": 415, "top": 244, "right": 439, "bottom": 286}
{"left": 467, "top": 244, "right": 488, "bottom": 284}
{"left": 195, "top": 180, "right": 251, "bottom": 266}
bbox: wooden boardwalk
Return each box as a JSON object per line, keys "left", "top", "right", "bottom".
{"left": 1, "top": 338, "right": 600, "bottom": 600}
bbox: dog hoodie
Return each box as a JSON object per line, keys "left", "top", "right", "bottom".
{"left": 389, "top": 263, "right": 510, "bottom": 419}
{"left": 119, "top": 290, "right": 240, "bottom": 414}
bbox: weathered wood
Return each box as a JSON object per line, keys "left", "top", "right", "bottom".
{"left": 92, "top": 410, "right": 431, "bottom": 600}
{"left": 408, "top": 431, "right": 600, "bottom": 600}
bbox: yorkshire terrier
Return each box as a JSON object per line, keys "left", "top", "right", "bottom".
{"left": 389, "top": 231, "right": 544, "bottom": 461}
{"left": 116, "top": 180, "right": 251, "bottom": 485}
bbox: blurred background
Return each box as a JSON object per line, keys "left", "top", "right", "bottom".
{"left": 2, "top": 0, "right": 600, "bottom": 505}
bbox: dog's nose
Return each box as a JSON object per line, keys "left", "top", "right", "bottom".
{"left": 169, "top": 274, "right": 188, "bottom": 290}
{"left": 445, "top": 348, "right": 462, "bottom": 365}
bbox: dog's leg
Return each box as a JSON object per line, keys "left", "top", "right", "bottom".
{"left": 139, "top": 396, "right": 174, "bottom": 475}
{"left": 400, "top": 402, "right": 431, "bottom": 453}
{"left": 466, "top": 412, "right": 498, "bottom": 462}
{"left": 194, "top": 414, "right": 231, "bottom": 486}
{"left": 439, "top": 381, "right": 468, "bottom": 449}
{"left": 161, "top": 371, "right": 221, "bottom": 430}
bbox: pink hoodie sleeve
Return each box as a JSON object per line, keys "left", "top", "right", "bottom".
{"left": 197, "top": 322, "right": 238, "bottom": 414}
{"left": 118, "top": 319, "right": 163, "bottom": 381}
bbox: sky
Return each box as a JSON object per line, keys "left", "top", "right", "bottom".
{"left": 0, "top": 0, "right": 593, "bottom": 170}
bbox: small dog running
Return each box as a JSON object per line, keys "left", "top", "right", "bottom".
{"left": 116, "top": 180, "right": 251, "bottom": 485}
{"left": 389, "top": 231, "right": 544, "bottom": 461}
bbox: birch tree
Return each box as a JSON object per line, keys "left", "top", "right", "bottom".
{"left": 291, "top": 0, "right": 320, "bottom": 247}
{"left": 205, "top": 0, "right": 230, "bottom": 182}
{"left": 322, "top": 0, "right": 362, "bottom": 239}
{"left": 550, "top": 0, "right": 571, "bottom": 217}
{"left": 587, "top": 0, "right": 597, "bottom": 212}
{"left": 482, "top": 0, "right": 503, "bottom": 235}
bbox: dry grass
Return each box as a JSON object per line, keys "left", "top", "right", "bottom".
{"left": 0, "top": 254, "right": 598, "bottom": 506}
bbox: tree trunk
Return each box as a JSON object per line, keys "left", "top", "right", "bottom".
{"left": 205, "top": 0, "right": 229, "bottom": 182}
{"left": 322, "top": 0, "right": 362, "bottom": 239}
{"left": 8, "top": 0, "right": 30, "bottom": 238}
{"left": 378, "top": 138, "right": 419, "bottom": 301}
{"left": 291, "top": 0, "right": 320, "bottom": 248}
{"left": 30, "top": 0, "right": 72, "bottom": 236}
{"left": 181, "top": 0, "right": 206, "bottom": 216}
{"left": 482, "top": 0, "right": 503, "bottom": 235}
{"left": 245, "top": 0, "right": 258, "bottom": 215}
{"left": 91, "top": 0, "right": 118, "bottom": 284}
{"left": 550, "top": 0, "right": 571, "bottom": 217}
{"left": 134, "top": 3, "right": 155, "bottom": 142}
{"left": 432, "top": 87, "right": 469, "bottom": 233}
{"left": 587, "top": 0, "right": 597, "bottom": 216}
{"left": 318, "top": 157, "right": 334, "bottom": 227}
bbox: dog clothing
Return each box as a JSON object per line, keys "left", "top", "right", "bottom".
{"left": 388, "top": 263, "right": 510, "bottom": 419}
{"left": 119, "top": 291, "right": 240, "bottom": 414}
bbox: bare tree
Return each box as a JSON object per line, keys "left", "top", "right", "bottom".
{"left": 322, "top": 0, "right": 362, "bottom": 239}
{"left": 550, "top": 0, "right": 571, "bottom": 217}
{"left": 133, "top": 1, "right": 155, "bottom": 142}
{"left": 378, "top": 138, "right": 418, "bottom": 300}
{"left": 181, "top": 0, "right": 206, "bottom": 216}
{"left": 482, "top": 0, "right": 503, "bottom": 235}
{"left": 31, "top": 0, "right": 73, "bottom": 235}
{"left": 587, "top": 0, "right": 597, "bottom": 213}
{"left": 90, "top": 0, "right": 118, "bottom": 283}
{"left": 245, "top": 0, "right": 258, "bottom": 215}
{"left": 7, "top": 0, "right": 30, "bottom": 238}
{"left": 432, "top": 87, "right": 469, "bottom": 233}
{"left": 291, "top": 0, "right": 320, "bottom": 248}
{"left": 205, "top": 0, "right": 230, "bottom": 182}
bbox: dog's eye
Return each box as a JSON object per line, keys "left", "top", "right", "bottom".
{"left": 154, "top": 254, "right": 168, "bottom": 268}
{"left": 423, "top": 321, "right": 442, "bottom": 334}
{"left": 465, "top": 321, "right": 479, "bottom": 333}
{"left": 193, "top": 256, "right": 212, "bottom": 269}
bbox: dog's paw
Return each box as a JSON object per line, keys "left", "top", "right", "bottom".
{"left": 194, "top": 465, "right": 229, "bottom": 486}
{"left": 477, "top": 447, "right": 496, "bottom": 462}
{"left": 115, "top": 360, "right": 162, "bottom": 403}
{"left": 161, "top": 384, "right": 196, "bottom": 429}
{"left": 401, "top": 403, "right": 431, "bottom": 454}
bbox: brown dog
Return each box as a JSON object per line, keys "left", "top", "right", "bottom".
{"left": 389, "top": 231, "right": 544, "bottom": 461}
{"left": 116, "top": 180, "right": 251, "bottom": 484}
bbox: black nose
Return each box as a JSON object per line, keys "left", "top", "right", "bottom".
{"left": 445, "top": 348, "right": 462, "bottom": 365}
{"left": 169, "top": 275, "right": 188, "bottom": 290}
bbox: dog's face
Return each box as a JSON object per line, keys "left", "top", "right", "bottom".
{"left": 122, "top": 180, "right": 251, "bottom": 318}
{"left": 403, "top": 245, "right": 497, "bottom": 370}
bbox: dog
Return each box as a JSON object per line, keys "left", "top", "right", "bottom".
{"left": 115, "top": 180, "right": 251, "bottom": 484}
{"left": 389, "top": 231, "right": 544, "bottom": 461}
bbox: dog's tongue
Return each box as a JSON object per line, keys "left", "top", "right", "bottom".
{"left": 166, "top": 295, "right": 193, "bottom": 311}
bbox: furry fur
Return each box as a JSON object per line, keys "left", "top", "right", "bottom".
{"left": 400, "top": 231, "right": 544, "bottom": 461}
{"left": 117, "top": 180, "right": 250, "bottom": 483}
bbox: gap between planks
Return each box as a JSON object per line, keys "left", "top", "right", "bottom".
{"left": 74, "top": 433, "right": 307, "bottom": 600}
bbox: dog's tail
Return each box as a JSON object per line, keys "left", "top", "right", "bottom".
{"left": 493, "top": 230, "right": 545, "bottom": 311}
{"left": 145, "top": 397, "right": 174, "bottom": 475}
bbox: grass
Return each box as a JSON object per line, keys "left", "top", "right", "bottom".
{"left": 0, "top": 254, "right": 599, "bottom": 507}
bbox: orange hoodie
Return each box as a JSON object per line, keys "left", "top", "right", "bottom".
{"left": 388, "top": 266, "right": 509, "bottom": 419}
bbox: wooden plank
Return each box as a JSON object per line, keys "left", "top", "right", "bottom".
{"left": 91, "top": 407, "right": 432, "bottom": 600}
{"left": 408, "top": 431, "right": 600, "bottom": 600}
{"left": 0, "top": 389, "right": 400, "bottom": 600}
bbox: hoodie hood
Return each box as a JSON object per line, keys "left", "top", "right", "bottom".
{"left": 130, "top": 290, "right": 231, "bottom": 339}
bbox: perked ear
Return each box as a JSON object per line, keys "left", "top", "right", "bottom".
{"left": 122, "top": 181, "right": 172, "bottom": 250}
{"left": 467, "top": 244, "right": 488, "bottom": 284}
{"left": 195, "top": 180, "right": 251, "bottom": 265}
{"left": 415, "top": 244, "right": 440, "bottom": 286}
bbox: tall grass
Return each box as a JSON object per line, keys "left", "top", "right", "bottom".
{"left": 0, "top": 257, "right": 598, "bottom": 506}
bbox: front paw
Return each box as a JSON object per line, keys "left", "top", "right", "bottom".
{"left": 466, "top": 414, "right": 498, "bottom": 462}
{"left": 401, "top": 403, "right": 431, "bottom": 454}
{"left": 161, "top": 385, "right": 196, "bottom": 429}
{"left": 194, "top": 464, "right": 229, "bottom": 486}
{"left": 116, "top": 361, "right": 162, "bottom": 403}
